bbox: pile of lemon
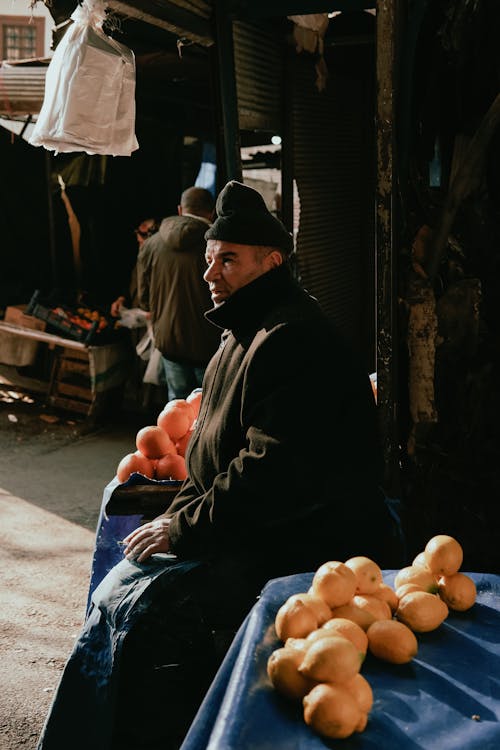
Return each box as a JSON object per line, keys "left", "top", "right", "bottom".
{"left": 267, "top": 534, "right": 476, "bottom": 740}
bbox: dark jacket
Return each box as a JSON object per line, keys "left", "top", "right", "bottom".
{"left": 136, "top": 215, "right": 221, "bottom": 365}
{"left": 167, "top": 264, "right": 400, "bottom": 577}
{"left": 35, "top": 265, "right": 402, "bottom": 750}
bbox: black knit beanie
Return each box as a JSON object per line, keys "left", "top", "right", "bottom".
{"left": 205, "top": 180, "right": 294, "bottom": 255}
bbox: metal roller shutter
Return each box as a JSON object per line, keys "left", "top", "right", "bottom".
{"left": 291, "top": 45, "right": 376, "bottom": 366}
{"left": 0, "top": 64, "right": 47, "bottom": 116}
{"left": 233, "top": 20, "right": 283, "bottom": 133}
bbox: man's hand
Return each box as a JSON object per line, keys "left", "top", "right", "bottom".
{"left": 122, "top": 516, "right": 172, "bottom": 562}
{"left": 111, "top": 296, "right": 126, "bottom": 317}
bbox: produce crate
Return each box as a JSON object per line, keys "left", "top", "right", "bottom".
{"left": 47, "top": 341, "right": 133, "bottom": 417}
{"left": 0, "top": 305, "right": 46, "bottom": 366}
{"left": 26, "top": 290, "right": 116, "bottom": 345}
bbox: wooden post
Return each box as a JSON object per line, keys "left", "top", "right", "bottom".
{"left": 212, "top": 0, "right": 242, "bottom": 183}
{"left": 376, "top": 0, "right": 399, "bottom": 495}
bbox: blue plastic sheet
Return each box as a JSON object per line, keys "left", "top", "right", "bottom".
{"left": 181, "top": 571, "right": 500, "bottom": 750}
{"left": 86, "top": 473, "right": 181, "bottom": 612}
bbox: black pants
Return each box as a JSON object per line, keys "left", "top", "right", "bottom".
{"left": 110, "top": 558, "right": 260, "bottom": 750}
{"left": 37, "top": 556, "right": 261, "bottom": 750}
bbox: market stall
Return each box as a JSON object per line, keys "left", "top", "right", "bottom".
{"left": 0, "top": 299, "right": 133, "bottom": 417}
{"left": 180, "top": 570, "right": 500, "bottom": 750}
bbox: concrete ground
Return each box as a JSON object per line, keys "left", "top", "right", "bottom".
{"left": 0, "top": 388, "right": 156, "bottom": 749}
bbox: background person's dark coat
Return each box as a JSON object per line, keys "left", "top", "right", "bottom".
{"left": 137, "top": 215, "right": 220, "bottom": 366}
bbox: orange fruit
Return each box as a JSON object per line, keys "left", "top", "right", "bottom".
{"left": 303, "top": 683, "right": 363, "bottom": 739}
{"left": 352, "top": 594, "right": 392, "bottom": 622}
{"left": 396, "top": 590, "right": 448, "bottom": 632}
{"left": 424, "top": 534, "right": 463, "bottom": 577}
{"left": 275, "top": 597, "right": 318, "bottom": 641}
{"left": 304, "top": 628, "right": 331, "bottom": 647}
{"left": 394, "top": 565, "right": 438, "bottom": 593}
{"left": 329, "top": 602, "right": 376, "bottom": 631}
{"left": 437, "top": 572, "right": 476, "bottom": 611}
{"left": 284, "top": 637, "right": 308, "bottom": 652}
{"left": 344, "top": 673, "right": 374, "bottom": 714}
{"left": 356, "top": 713, "right": 369, "bottom": 733}
{"left": 165, "top": 398, "right": 195, "bottom": 419}
{"left": 319, "top": 617, "right": 368, "bottom": 656}
{"left": 304, "top": 617, "right": 368, "bottom": 660}
{"left": 367, "top": 619, "right": 418, "bottom": 664}
{"left": 345, "top": 556, "right": 383, "bottom": 594}
{"left": 135, "top": 425, "right": 174, "bottom": 459}
{"left": 157, "top": 405, "right": 193, "bottom": 441}
{"left": 267, "top": 646, "right": 315, "bottom": 701}
{"left": 298, "top": 635, "right": 362, "bottom": 684}
{"left": 412, "top": 551, "right": 430, "bottom": 569}
{"left": 396, "top": 583, "right": 424, "bottom": 600}
{"left": 288, "top": 592, "right": 332, "bottom": 626}
{"left": 155, "top": 452, "right": 187, "bottom": 480}
{"left": 175, "top": 428, "right": 194, "bottom": 457}
{"left": 311, "top": 561, "right": 357, "bottom": 608}
{"left": 116, "top": 451, "right": 156, "bottom": 482}
{"left": 374, "top": 583, "right": 399, "bottom": 613}
{"left": 186, "top": 389, "right": 203, "bottom": 418}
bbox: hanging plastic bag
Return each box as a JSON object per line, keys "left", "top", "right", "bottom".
{"left": 29, "top": 0, "right": 138, "bottom": 156}
{"left": 143, "top": 347, "right": 167, "bottom": 385}
{"left": 135, "top": 323, "right": 155, "bottom": 361}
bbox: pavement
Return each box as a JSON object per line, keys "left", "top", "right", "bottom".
{"left": 0, "top": 389, "right": 156, "bottom": 749}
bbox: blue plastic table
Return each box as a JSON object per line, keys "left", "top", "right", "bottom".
{"left": 181, "top": 571, "right": 500, "bottom": 750}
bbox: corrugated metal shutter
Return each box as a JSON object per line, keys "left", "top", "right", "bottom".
{"left": 0, "top": 64, "right": 47, "bottom": 116}
{"left": 291, "top": 45, "right": 376, "bottom": 366}
{"left": 233, "top": 21, "right": 283, "bottom": 132}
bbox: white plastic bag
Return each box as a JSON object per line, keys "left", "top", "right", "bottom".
{"left": 29, "top": 0, "right": 138, "bottom": 156}
{"left": 143, "top": 348, "right": 166, "bottom": 385}
{"left": 118, "top": 306, "right": 150, "bottom": 329}
{"left": 135, "top": 324, "right": 155, "bottom": 360}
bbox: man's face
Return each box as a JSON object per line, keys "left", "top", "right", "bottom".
{"left": 204, "top": 240, "right": 282, "bottom": 306}
{"left": 135, "top": 219, "right": 156, "bottom": 248}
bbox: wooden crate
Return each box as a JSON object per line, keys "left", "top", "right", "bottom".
{"left": 0, "top": 306, "right": 46, "bottom": 366}
{"left": 48, "top": 347, "right": 95, "bottom": 415}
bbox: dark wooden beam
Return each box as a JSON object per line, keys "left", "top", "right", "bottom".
{"left": 107, "top": 0, "right": 214, "bottom": 46}
{"left": 227, "top": 1, "right": 375, "bottom": 19}
{"left": 212, "top": 0, "right": 242, "bottom": 182}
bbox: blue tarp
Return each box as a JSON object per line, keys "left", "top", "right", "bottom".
{"left": 181, "top": 571, "right": 500, "bottom": 750}
{"left": 86, "top": 473, "right": 181, "bottom": 612}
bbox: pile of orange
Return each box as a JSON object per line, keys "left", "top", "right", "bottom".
{"left": 267, "top": 535, "right": 476, "bottom": 741}
{"left": 115, "top": 389, "right": 202, "bottom": 483}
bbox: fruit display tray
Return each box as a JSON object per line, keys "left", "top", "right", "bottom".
{"left": 28, "top": 301, "right": 98, "bottom": 344}
{"left": 26, "top": 291, "right": 116, "bottom": 345}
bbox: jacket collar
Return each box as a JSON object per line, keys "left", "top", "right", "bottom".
{"left": 205, "top": 264, "right": 294, "bottom": 332}
{"left": 181, "top": 212, "right": 212, "bottom": 226}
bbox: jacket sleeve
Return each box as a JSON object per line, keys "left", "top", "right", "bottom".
{"left": 136, "top": 241, "right": 152, "bottom": 311}
{"left": 165, "top": 322, "right": 385, "bottom": 563}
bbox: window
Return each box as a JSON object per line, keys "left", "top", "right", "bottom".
{"left": 0, "top": 16, "right": 44, "bottom": 61}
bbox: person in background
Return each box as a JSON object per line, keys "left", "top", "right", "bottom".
{"left": 136, "top": 186, "right": 221, "bottom": 401}
{"left": 109, "top": 217, "right": 161, "bottom": 408}
{"left": 110, "top": 218, "right": 159, "bottom": 318}
{"left": 36, "top": 181, "right": 404, "bottom": 750}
